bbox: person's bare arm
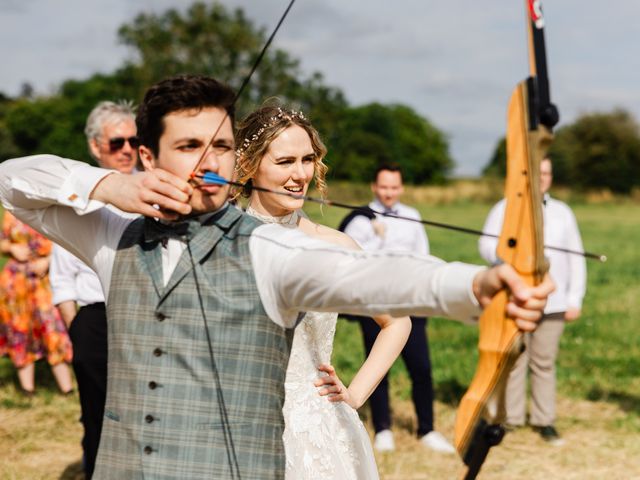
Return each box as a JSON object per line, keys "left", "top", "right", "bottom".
{"left": 316, "top": 314, "right": 411, "bottom": 409}
{"left": 57, "top": 300, "right": 78, "bottom": 328}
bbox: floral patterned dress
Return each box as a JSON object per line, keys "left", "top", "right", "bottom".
{"left": 0, "top": 211, "right": 72, "bottom": 368}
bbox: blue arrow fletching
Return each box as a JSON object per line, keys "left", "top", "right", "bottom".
{"left": 202, "top": 172, "right": 230, "bottom": 185}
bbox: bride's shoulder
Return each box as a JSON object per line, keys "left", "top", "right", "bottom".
{"left": 298, "top": 217, "right": 360, "bottom": 250}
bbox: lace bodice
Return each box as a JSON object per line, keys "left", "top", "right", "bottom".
{"left": 247, "top": 206, "right": 378, "bottom": 479}
{"left": 246, "top": 206, "right": 300, "bottom": 226}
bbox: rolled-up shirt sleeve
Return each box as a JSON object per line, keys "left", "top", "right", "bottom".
{"left": 50, "top": 244, "right": 80, "bottom": 306}
{"left": 250, "top": 224, "right": 483, "bottom": 328}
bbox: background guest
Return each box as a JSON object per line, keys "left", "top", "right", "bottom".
{"left": 0, "top": 211, "right": 73, "bottom": 395}
{"left": 342, "top": 164, "right": 455, "bottom": 454}
{"left": 50, "top": 99, "right": 138, "bottom": 478}
{"left": 479, "top": 156, "right": 587, "bottom": 446}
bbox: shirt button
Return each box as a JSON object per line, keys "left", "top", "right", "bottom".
{"left": 144, "top": 446, "right": 153, "bottom": 455}
{"left": 148, "top": 381, "right": 158, "bottom": 390}
{"left": 153, "top": 348, "right": 163, "bottom": 357}
{"left": 155, "top": 312, "right": 166, "bottom": 322}
{"left": 145, "top": 414, "right": 155, "bottom": 424}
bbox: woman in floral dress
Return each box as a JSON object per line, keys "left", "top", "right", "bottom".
{"left": 0, "top": 211, "right": 73, "bottom": 394}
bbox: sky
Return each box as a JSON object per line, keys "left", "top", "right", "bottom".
{"left": 0, "top": 0, "right": 638, "bottom": 176}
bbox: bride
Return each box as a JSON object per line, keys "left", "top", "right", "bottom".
{"left": 234, "top": 104, "right": 412, "bottom": 479}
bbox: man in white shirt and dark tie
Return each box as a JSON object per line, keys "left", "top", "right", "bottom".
{"left": 479, "top": 157, "right": 587, "bottom": 446}
{"left": 343, "top": 164, "right": 455, "bottom": 454}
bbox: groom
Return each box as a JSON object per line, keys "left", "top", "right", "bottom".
{"left": 0, "top": 75, "right": 553, "bottom": 480}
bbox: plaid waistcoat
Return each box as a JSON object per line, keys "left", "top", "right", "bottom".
{"left": 94, "top": 206, "right": 293, "bottom": 480}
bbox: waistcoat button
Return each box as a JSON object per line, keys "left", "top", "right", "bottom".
{"left": 153, "top": 348, "right": 163, "bottom": 357}
{"left": 144, "top": 446, "right": 153, "bottom": 455}
{"left": 155, "top": 312, "right": 166, "bottom": 322}
{"left": 148, "top": 381, "right": 158, "bottom": 390}
{"left": 145, "top": 414, "right": 155, "bottom": 424}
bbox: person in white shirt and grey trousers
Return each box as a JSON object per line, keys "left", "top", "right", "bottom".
{"left": 479, "top": 157, "right": 587, "bottom": 446}
{"left": 49, "top": 100, "right": 139, "bottom": 479}
{"left": 341, "top": 164, "right": 455, "bottom": 454}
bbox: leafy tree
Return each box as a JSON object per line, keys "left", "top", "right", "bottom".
{"left": 482, "top": 137, "right": 507, "bottom": 178}
{"left": 554, "top": 110, "right": 640, "bottom": 193}
{"left": 0, "top": 2, "right": 453, "bottom": 184}
{"left": 329, "top": 103, "right": 452, "bottom": 184}
{"left": 482, "top": 109, "right": 640, "bottom": 192}
{"left": 0, "top": 93, "right": 21, "bottom": 161}
{"left": 483, "top": 136, "right": 569, "bottom": 184}
{"left": 0, "top": 2, "right": 348, "bottom": 164}
{"left": 116, "top": 2, "right": 347, "bottom": 122}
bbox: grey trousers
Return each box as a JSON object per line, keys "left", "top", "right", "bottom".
{"left": 505, "top": 312, "right": 565, "bottom": 427}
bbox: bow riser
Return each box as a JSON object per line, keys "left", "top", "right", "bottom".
{"left": 499, "top": 80, "right": 550, "bottom": 280}
{"left": 454, "top": 72, "right": 552, "bottom": 478}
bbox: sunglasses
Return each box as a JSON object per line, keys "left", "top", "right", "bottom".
{"left": 108, "top": 136, "right": 140, "bottom": 152}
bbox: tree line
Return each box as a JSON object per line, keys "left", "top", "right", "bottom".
{"left": 0, "top": 2, "right": 451, "bottom": 185}
{"left": 483, "top": 109, "right": 640, "bottom": 194}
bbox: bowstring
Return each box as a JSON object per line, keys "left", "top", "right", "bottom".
{"left": 188, "top": 0, "right": 297, "bottom": 178}
{"left": 184, "top": 2, "right": 298, "bottom": 478}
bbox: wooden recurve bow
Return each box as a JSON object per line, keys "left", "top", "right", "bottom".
{"left": 454, "top": 1, "right": 559, "bottom": 478}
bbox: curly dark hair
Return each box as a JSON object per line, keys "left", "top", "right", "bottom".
{"left": 136, "top": 75, "right": 236, "bottom": 156}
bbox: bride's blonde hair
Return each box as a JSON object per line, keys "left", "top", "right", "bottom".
{"left": 233, "top": 103, "right": 328, "bottom": 200}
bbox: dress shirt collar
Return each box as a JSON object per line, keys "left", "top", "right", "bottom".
{"left": 371, "top": 199, "right": 399, "bottom": 215}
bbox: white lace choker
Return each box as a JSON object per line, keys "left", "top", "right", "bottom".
{"left": 246, "top": 206, "right": 299, "bottom": 226}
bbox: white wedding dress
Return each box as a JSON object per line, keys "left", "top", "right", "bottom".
{"left": 247, "top": 207, "right": 380, "bottom": 480}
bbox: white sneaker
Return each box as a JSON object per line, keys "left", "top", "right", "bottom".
{"left": 373, "top": 429, "right": 395, "bottom": 452}
{"left": 420, "top": 431, "right": 456, "bottom": 454}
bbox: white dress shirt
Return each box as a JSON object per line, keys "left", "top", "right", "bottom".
{"left": 0, "top": 155, "right": 483, "bottom": 328}
{"left": 50, "top": 244, "right": 105, "bottom": 306}
{"left": 478, "top": 196, "right": 587, "bottom": 313}
{"left": 344, "top": 199, "right": 429, "bottom": 255}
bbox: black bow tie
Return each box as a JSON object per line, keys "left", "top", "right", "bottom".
{"left": 143, "top": 217, "right": 200, "bottom": 245}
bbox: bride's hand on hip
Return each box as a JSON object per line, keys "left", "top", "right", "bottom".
{"left": 315, "top": 364, "right": 358, "bottom": 409}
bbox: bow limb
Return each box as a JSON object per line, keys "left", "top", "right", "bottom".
{"left": 454, "top": 1, "right": 557, "bottom": 477}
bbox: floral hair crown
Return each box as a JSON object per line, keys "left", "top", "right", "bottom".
{"left": 236, "top": 107, "right": 306, "bottom": 157}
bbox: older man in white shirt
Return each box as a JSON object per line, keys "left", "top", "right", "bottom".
{"left": 49, "top": 100, "right": 138, "bottom": 479}
{"left": 479, "top": 157, "right": 586, "bottom": 446}
{"left": 343, "top": 164, "right": 454, "bottom": 454}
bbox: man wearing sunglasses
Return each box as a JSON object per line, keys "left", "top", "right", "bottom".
{"left": 87, "top": 102, "right": 139, "bottom": 173}
{"left": 49, "top": 100, "right": 138, "bottom": 479}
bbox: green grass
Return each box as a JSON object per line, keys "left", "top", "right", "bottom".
{"left": 1, "top": 199, "right": 637, "bottom": 411}
{"left": 304, "top": 199, "right": 640, "bottom": 425}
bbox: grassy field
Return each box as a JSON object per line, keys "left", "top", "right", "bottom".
{"left": 1, "top": 192, "right": 640, "bottom": 479}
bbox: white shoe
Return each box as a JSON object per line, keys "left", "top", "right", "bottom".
{"left": 374, "top": 429, "right": 395, "bottom": 452}
{"left": 420, "top": 431, "right": 456, "bottom": 454}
